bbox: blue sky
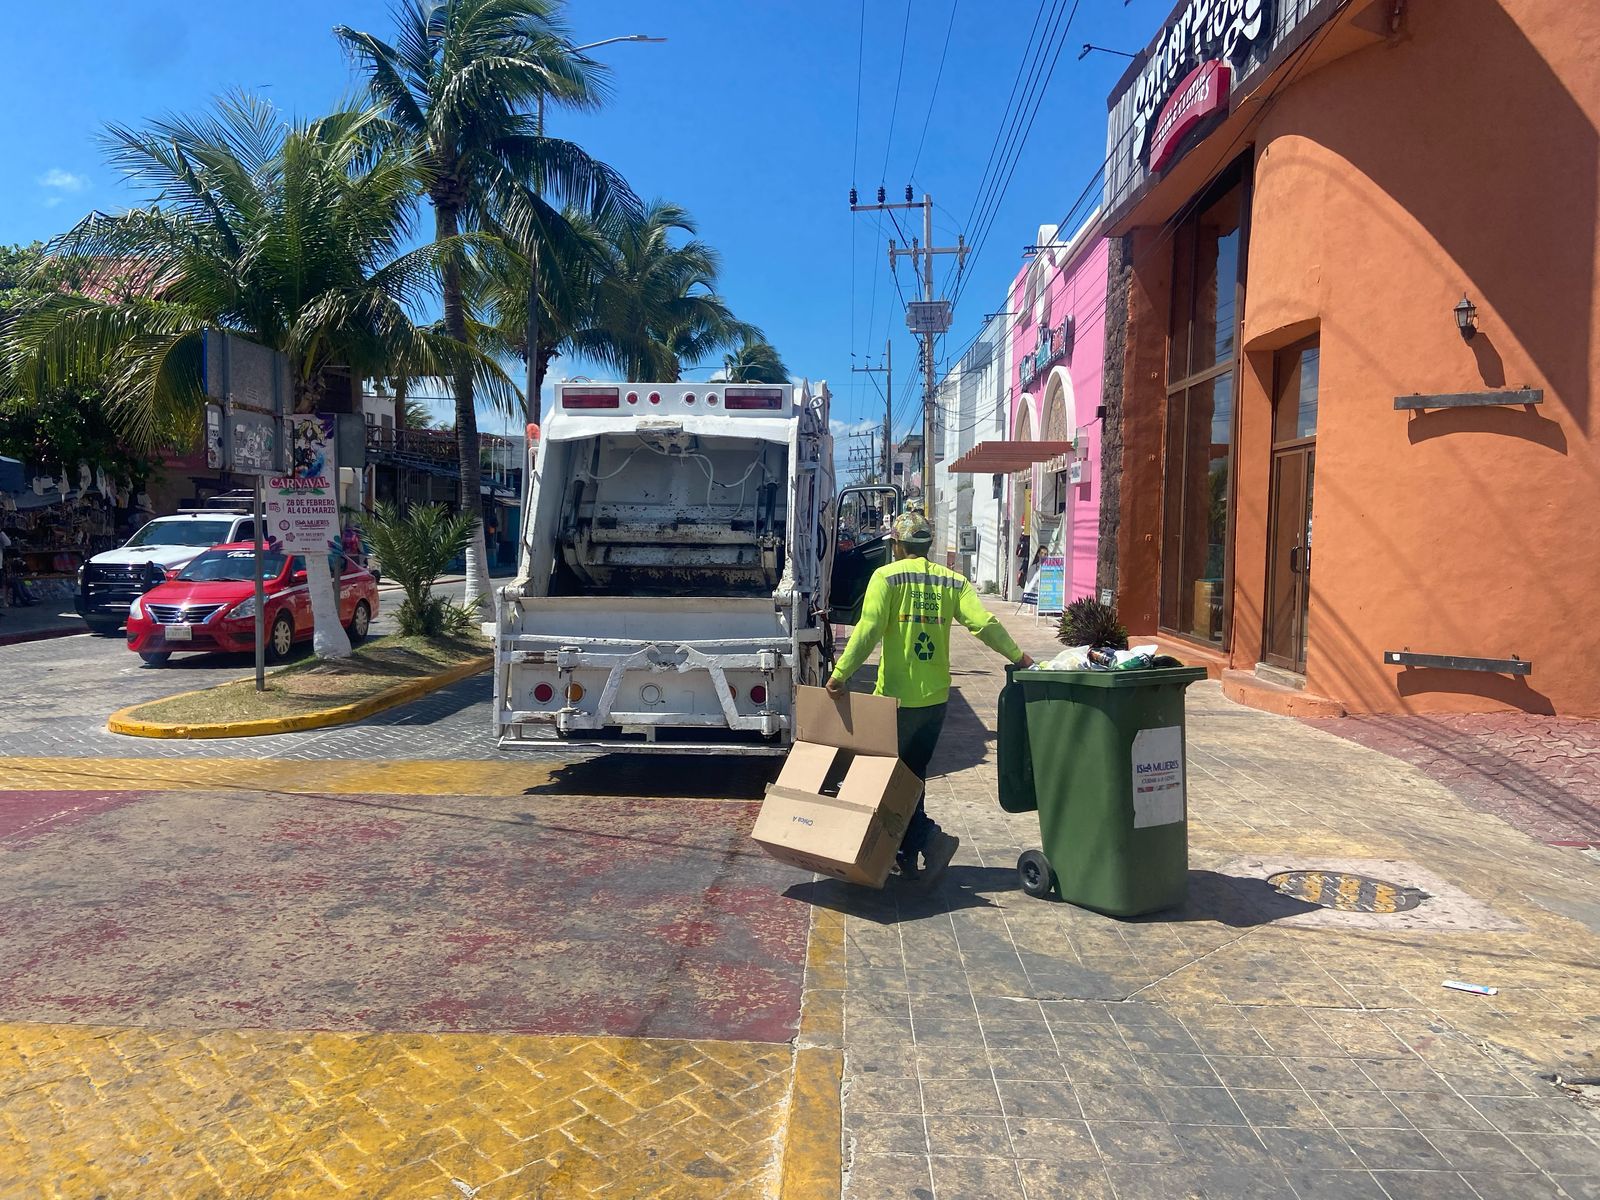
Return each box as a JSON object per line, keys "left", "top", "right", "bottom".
{"left": 0, "top": 0, "right": 1172, "bottom": 436}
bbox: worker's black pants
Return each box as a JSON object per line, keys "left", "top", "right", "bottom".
{"left": 897, "top": 701, "right": 948, "bottom": 858}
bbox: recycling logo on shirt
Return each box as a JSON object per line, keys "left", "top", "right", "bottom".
{"left": 913, "top": 632, "right": 937, "bottom": 661}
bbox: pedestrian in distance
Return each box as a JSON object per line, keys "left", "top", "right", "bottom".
{"left": 826, "top": 511, "right": 1034, "bottom": 885}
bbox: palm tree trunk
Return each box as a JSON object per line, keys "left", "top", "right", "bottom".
{"left": 305, "top": 550, "right": 353, "bottom": 660}
{"left": 293, "top": 377, "right": 353, "bottom": 661}
{"left": 437, "top": 201, "right": 493, "bottom": 618}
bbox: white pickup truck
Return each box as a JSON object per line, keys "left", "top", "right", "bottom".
{"left": 76, "top": 501, "right": 259, "bottom": 635}
{"left": 493, "top": 381, "right": 900, "bottom": 754}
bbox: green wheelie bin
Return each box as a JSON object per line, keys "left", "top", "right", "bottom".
{"left": 1006, "top": 666, "right": 1208, "bottom": 917}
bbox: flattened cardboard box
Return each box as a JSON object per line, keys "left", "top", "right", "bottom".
{"left": 751, "top": 687, "right": 923, "bottom": 888}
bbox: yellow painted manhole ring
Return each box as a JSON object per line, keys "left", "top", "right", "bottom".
{"left": 1267, "top": 870, "right": 1425, "bottom": 914}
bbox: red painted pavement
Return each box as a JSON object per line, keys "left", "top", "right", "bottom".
{"left": 0, "top": 788, "right": 811, "bottom": 1043}
{"left": 0, "top": 790, "right": 145, "bottom": 842}
{"left": 1303, "top": 711, "right": 1600, "bottom": 844}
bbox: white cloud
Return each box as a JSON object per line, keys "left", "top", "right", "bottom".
{"left": 830, "top": 418, "right": 877, "bottom": 438}
{"left": 38, "top": 168, "right": 88, "bottom": 193}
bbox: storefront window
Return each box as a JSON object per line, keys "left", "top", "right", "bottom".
{"left": 1161, "top": 175, "right": 1244, "bottom": 645}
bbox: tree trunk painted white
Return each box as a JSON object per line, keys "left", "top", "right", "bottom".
{"left": 462, "top": 520, "right": 493, "bottom": 619}
{"left": 306, "top": 551, "right": 352, "bottom": 659}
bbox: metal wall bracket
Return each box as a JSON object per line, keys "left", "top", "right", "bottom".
{"left": 1394, "top": 389, "right": 1543, "bottom": 410}
{"left": 1384, "top": 651, "right": 1531, "bottom": 676}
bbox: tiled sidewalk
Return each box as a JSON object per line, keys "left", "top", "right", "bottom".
{"left": 1306, "top": 711, "right": 1600, "bottom": 846}
{"left": 824, "top": 604, "right": 1600, "bottom": 1200}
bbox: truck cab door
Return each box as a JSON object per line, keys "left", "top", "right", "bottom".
{"left": 828, "top": 485, "right": 902, "bottom": 625}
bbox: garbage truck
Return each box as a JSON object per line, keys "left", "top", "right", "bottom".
{"left": 493, "top": 381, "right": 900, "bottom": 754}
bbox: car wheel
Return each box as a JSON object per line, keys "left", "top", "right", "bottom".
{"left": 85, "top": 618, "right": 122, "bottom": 637}
{"left": 346, "top": 600, "right": 371, "bottom": 644}
{"left": 138, "top": 651, "right": 171, "bottom": 667}
{"left": 267, "top": 612, "right": 294, "bottom": 662}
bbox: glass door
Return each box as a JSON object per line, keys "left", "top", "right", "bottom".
{"left": 1263, "top": 341, "right": 1319, "bottom": 673}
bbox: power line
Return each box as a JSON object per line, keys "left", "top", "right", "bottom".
{"left": 955, "top": 0, "right": 1084, "bottom": 312}
{"left": 934, "top": 12, "right": 1345, "bottom": 437}
{"left": 878, "top": 0, "right": 913, "bottom": 184}
{"left": 961, "top": 0, "right": 1053, "bottom": 234}
{"left": 909, "top": 0, "right": 962, "bottom": 183}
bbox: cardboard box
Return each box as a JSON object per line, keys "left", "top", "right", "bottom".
{"left": 751, "top": 687, "right": 924, "bottom": 888}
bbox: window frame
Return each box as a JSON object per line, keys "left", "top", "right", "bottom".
{"left": 1158, "top": 157, "right": 1252, "bottom": 650}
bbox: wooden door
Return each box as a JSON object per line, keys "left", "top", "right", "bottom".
{"left": 1263, "top": 340, "right": 1319, "bottom": 673}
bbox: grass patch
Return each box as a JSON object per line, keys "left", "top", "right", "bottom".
{"left": 123, "top": 633, "right": 489, "bottom": 727}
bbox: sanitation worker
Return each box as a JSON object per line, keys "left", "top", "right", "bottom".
{"left": 826, "top": 512, "right": 1034, "bottom": 884}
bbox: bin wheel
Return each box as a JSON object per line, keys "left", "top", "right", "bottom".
{"left": 1018, "top": 850, "right": 1055, "bottom": 899}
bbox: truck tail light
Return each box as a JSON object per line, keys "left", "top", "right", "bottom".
{"left": 750, "top": 684, "right": 768, "bottom": 705}
{"left": 724, "top": 388, "right": 784, "bottom": 411}
{"left": 533, "top": 683, "right": 554, "bottom": 703}
{"left": 562, "top": 388, "right": 620, "bottom": 409}
{"left": 565, "top": 682, "right": 585, "bottom": 702}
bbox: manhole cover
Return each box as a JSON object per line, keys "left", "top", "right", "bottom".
{"left": 1267, "top": 870, "right": 1425, "bottom": 914}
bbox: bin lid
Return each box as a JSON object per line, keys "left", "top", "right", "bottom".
{"left": 1016, "top": 666, "right": 1209, "bottom": 689}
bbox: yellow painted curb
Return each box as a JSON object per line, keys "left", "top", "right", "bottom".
{"left": 781, "top": 905, "right": 846, "bottom": 1200}
{"left": 106, "top": 655, "right": 491, "bottom": 740}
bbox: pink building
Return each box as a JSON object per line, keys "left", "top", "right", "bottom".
{"left": 1005, "top": 222, "right": 1109, "bottom": 604}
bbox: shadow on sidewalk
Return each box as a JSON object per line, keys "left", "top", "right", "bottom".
{"left": 1123, "top": 869, "right": 1323, "bottom": 928}
{"left": 784, "top": 865, "right": 1017, "bottom": 922}
{"left": 784, "top": 867, "right": 1322, "bottom": 928}
{"left": 527, "top": 754, "right": 781, "bottom": 801}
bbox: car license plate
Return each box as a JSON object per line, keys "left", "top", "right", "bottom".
{"left": 166, "top": 624, "right": 193, "bottom": 642}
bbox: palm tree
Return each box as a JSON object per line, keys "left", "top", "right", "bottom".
{"left": 723, "top": 331, "right": 790, "bottom": 384}
{"left": 585, "top": 201, "right": 745, "bottom": 381}
{"left": 1, "top": 93, "right": 508, "bottom": 659}
{"left": 336, "top": 0, "right": 636, "bottom": 616}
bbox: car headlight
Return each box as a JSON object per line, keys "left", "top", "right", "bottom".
{"left": 229, "top": 596, "right": 257, "bottom": 620}
{"left": 77, "top": 564, "right": 86, "bottom": 585}
{"left": 129, "top": 595, "right": 144, "bottom": 620}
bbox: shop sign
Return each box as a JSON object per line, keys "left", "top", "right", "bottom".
{"left": 1020, "top": 319, "right": 1073, "bottom": 391}
{"left": 267, "top": 414, "right": 340, "bottom": 552}
{"left": 1130, "top": 0, "right": 1272, "bottom": 165}
{"left": 1149, "top": 60, "right": 1232, "bottom": 172}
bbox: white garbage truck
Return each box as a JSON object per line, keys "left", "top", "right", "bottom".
{"left": 493, "top": 380, "right": 900, "bottom": 754}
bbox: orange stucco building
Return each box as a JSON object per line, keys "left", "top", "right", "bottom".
{"left": 1098, "top": 0, "right": 1600, "bottom": 717}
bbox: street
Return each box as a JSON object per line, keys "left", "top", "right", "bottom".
{"left": 3, "top": 602, "right": 1599, "bottom": 1198}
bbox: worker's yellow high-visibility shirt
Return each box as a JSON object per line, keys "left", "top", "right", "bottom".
{"left": 830, "top": 556, "right": 1024, "bottom": 709}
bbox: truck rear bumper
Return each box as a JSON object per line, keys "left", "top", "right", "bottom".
{"left": 496, "top": 733, "right": 787, "bottom": 757}
{"left": 497, "top": 635, "right": 796, "bottom": 743}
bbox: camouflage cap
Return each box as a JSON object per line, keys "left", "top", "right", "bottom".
{"left": 891, "top": 511, "right": 934, "bottom": 545}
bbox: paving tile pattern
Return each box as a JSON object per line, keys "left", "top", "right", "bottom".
{"left": 1306, "top": 711, "right": 1600, "bottom": 845}
{"left": 823, "top": 603, "right": 1600, "bottom": 1200}
{"left": 0, "top": 788, "right": 807, "bottom": 1043}
{"left": 0, "top": 1023, "right": 791, "bottom": 1199}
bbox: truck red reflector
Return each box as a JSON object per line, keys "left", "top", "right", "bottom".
{"left": 562, "top": 389, "right": 620, "bottom": 409}
{"left": 724, "top": 388, "right": 784, "bottom": 410}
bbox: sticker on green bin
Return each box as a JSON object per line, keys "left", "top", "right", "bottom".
{"left": 1132, "top": 726, "right": 1184, "bottom": 827}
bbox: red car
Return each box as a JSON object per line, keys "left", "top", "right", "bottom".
{"left": 125, "top": 543, "right": 379, "bottom": 666}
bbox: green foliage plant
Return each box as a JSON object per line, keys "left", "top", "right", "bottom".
{"left": 360, "top": 501, "right": 476, "bottom": 637}
{"left": 1057, "top": 596, "right": 1129, "bottom": 649}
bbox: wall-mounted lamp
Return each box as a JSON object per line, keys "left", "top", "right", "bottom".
{"left": 1079, "top": 43, "right": 1138, "bottom": 60}
{"left": 1454, "top": 294, "right": 1478, "bottom": 341}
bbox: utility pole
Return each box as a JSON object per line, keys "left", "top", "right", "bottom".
{"left": 850, "top": 187, "right": 967, "bottom": 519}
{"left": 851, "top": 338, "right": 892, "bottom": 482}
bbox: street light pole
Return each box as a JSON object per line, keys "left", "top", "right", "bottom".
{"left": 526, "top": 34, "right": 665, "bottom": 431}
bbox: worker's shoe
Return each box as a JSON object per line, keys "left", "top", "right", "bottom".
{"left": 892, "top": 851, "right": 920, "bottom": 880}
{"left": 918, "top": 831, "right": 960, "bottom": 888}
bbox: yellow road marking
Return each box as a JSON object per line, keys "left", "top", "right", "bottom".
{"left": 0, "top": 757, "right": 560, "bottom": 796}
{"left": 0, "top": 1023, "right": 792, "bottom": 1199}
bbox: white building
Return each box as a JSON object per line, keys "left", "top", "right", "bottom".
{"left": 930, "top": 310, "right": 1011, "bottom": 592}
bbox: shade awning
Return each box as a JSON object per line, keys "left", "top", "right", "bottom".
{"left": 945, "top": 440, "right": 1074, "bottom": 473}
